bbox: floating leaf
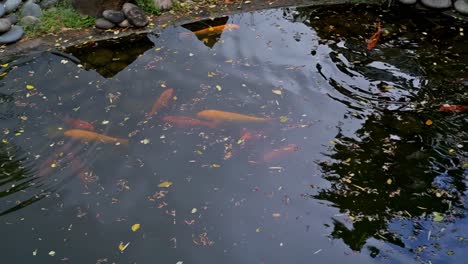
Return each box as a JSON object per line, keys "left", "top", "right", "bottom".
{"left": 140, "top": 139, "right": 150, "bottom": 145}
{"left": 1, "top": 63, "right": 8, "bottom": 68}
{"left": 191, "top": 208, "right": 197, "bottom": 214}
{"left": 118, "top": 242, "right": 130, "bottom": 252}
{"left": 26, "top": 85, "right": 35, "bottom": 90}
{"left": 216, "top": 85, "right": 222, "bottom": 91}
{"left": 447, "top": 251, "right": 455, "bottom": 255}
{"left": 32, "top": 249, "right": 37, "bottom": 256}
{"left": 212, "top": 164, "right": 221, "bottom": 168}
{"left": 386, "top": 178, "right": 392, "bottom": 185}
{"left": 131, "top": 223, "right": 140, "bottom": 232}
{"left": 272, "top": 89, "right": 282, "bottom": 95}
{"left": 433, "top": 212, "right": 444, "bottom": 222}
{"left": 345, "top": 158, "right": 352, "bottom": 163}
{"left": 449, "top": 149, "right": 455, "bottom": 153}
{"left": 279, "top": 116, "right": 289, "bottom": 123}
{"left": 48, "top": 251, "right": 55, "bottom": 256}
{"left": 176, "top": 262, "right": 183, "bottom": 264}
{"left": 425, "top": 119, "right": 433, "bottom": 126}
{"left": 256, "top": 227, "right": 262, "bottom": 232}
{"left": 158, "top": 181, "right": 173, "bottom": 188}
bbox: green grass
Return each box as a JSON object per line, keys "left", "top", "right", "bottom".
{"left": 22, "top": 1, "right": 95, "bottom": 36}
{"left": 135, "top": 0, "right": 161, "bottom": 15}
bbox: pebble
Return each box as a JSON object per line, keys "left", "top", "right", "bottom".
{"left": 420, "top": 0, "right": 452, "bottom": 8}
{"left": 4, "top": 0, "right": 22, "bottom": 14}
{"left": 21, "top": 0, "right": 43, "bottom": 18}
{"left": 0, "top": 19, "right": 12, "bottom": 33}
{"left": 0, "top": 4, "right": 5, "bottom": 18}
{"left": 20, "top": 16, "right": 41, "bottom": 28}
{"left": 152, "top": 0, "right": 173, "bottom": 11}
{"left": 454, "top": 0, "right": 468, "bottom": 14}
{"left": 398, "top": 0, "right": 417, "bottom": 4}
{"left": 95, "top": 18, "right": 115, "bottom": 30}
{"left": 0, "top": 25, "right": 24, "bottom": 44}
{"left": 122, "top": 3, "right": 148, "bottom": 28}
{"left": 6, "top": 14, "right": 18, "bottom": 25}
{"left": 118, "top": 19, "right": 131, "bottom": 28}
{"left": 102, "top": 10, "right": 125, "bottom": 24}
{"left": 40, "top": 0, "right": 59, "bottom": 9}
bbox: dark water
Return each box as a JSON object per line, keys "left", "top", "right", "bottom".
{"left": 1, "top": 4, "right": 467, "bottom": 264}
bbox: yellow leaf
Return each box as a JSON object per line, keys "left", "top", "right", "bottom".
{"left": 118, "top": 242, "right": 130, "bottom": 252}
{"left": 225, "top": 59, "right": 233, "bottom": 63}
{"left": 26, "top": 85, "right": 35, "bottom": 90}
{"left": 345, "top": 158, "right": 351, "bottom": 163}
{"left": 50, "top": 163, "right": 57, "bottom": 168}
{"left": 158, "top": 181, "right": 173, "bottom": 188}
{"left": 279, "top": 116, "right": 289, "bottom": 123}
{"left": 272, "top": 89, "right": 282, "bottom": 95}
{"left": 191, "top": 208, "right": 197, "bottom": 214}
{"left": 256, "top": 227, "right": 262, "bottom": 232}
{"left": 433, "top": 212, "right": 444, "bottom": 222}
{"left": 1, "top": 63, "right": 8, "bottom": 68}
{"left": 425, "top": 119, "right": 433, "bottom": 126}
{"left": 449, "top": 149, "right": 455, "bottom": 153}
{"left": 349, "top": 215, "right": 355, "bottom": 221}
{"left": 131, "top": 223, "right": 140, "bottom": 232}
{"left": 212, "top": 164, "right": 221, "bottom": 168}
{"left": 386, "top": 178, "right": 392, "bottom": 185}
{"left": 216, "top": 85, "right": 222, "bottom": 91}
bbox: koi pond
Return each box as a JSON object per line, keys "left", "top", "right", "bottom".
{"left": 1, "top": 4, "right": 467, "bottom": 264}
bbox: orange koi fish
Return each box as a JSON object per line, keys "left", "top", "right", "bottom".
{"left": 64, "top": 116, "right": 95, "bottom": 131}
{"left": 64, "top": 129, "right": 129, "bottom": 145}
{"left": 191, "top": 24, "right": 240, "bottom": 37}
{"left": 148, "top": 88, "right": 174, "bottom": 117}
{"left": 438, "top": 104, "right": 468, "bottom": 113}
{"left": 239, "top": 128, "right": 264, "bottom": 146}
{"left": 263, "top": 144, "right": 299, "bottom": 162}
{"left": 197, "top": 110, "right": 272, "bottom": 123}
{"left": 367, "top": 22, "right": 382, "bottom": 50}
{"left": 162, "top": 115, "right": 218, "bottom": 128}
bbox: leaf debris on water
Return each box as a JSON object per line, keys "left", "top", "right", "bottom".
{"left": 131, "top": 223, "right": 141, "bottom": 232}
{"left": 48, "top": 251, "right": 55, "bottom": 256}
{"left": 158, "top": 181, "right": 173, "bottom": 188}
{"left": 272, "top": 89, "right": 282, "bottom": 95}
{"left": 425, "top": 119, "right": 433, "bottom": 126}
{"left": 118, "top": 242, "right": 130, "bottom": 252}
{"left": 26, "top": 85, "right": 35, "bottom": 90}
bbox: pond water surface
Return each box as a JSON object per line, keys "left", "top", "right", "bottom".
{"left": 0, "top": 4, "right": 467, "bottom": 264}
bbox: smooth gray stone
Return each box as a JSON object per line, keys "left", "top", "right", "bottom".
{"left": 20, "top": 15, "right": 41, "bottom": 28}
{"left": 4, "top": 0, "right": 22, "bottom": 13}
{"left": 102, "top": 10, "right": 125, "bottom": 24}
{"left": 152, "top": 0, "right": 172, "bottom": 11}
{"left": 40, "top": 0, "right": 59, "bottom": 9}
{"left": 0, "top": 4, "right": 5, "bottom": 17}
{"left": 122, "top": 3, "right": 137, "bottom": 14}
{"left": 421, "top": 0, "right": 452, "bottom": 8}
{"left": 122, "top": 3, "right": 148, "bottom": 28}
{"left": 21, "top": 0, "right": 43, "bottom": 18}
{"left": 0, "top": 18, "right": 12, "bottom": 33}
{"left": 0, "top": 25, "right": 24, "bottom": 44}
{"left": 398, "top": 0, "right": 417, "bottom": 4}
{"left": 6, "top": 14, "right": 18, "bottom": 25}
{"left": 95, "top": 18, "right": 115, "bottom": 29}
{"left": 118, "top": 19, "right": 131, "bottom": 28}
{"left": 454, "top": 0, "right": 468, "bottom": 14}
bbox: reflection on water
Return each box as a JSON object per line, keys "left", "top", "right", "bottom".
{"left": 0, "top": 4, "right": 467, "bottom": 264}
{"left": 66, "top": 34, "right": 154, "bottom": 78}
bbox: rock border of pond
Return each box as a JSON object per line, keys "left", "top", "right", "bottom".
{"left": 0, "top": 0, "right": 464, "bottom": 62}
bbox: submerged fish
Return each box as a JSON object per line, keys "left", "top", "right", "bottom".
{"left": 64, "top": 116, "right": 95, "bottom": 131}
{"left": 367, "top": 22, "right": 382, "bottom": 50}
{"left": 263, "top": 144, "right": 299, "bottom": 162}
{"left": 197, "top": 110, "right": 272, "bottom": 123}
{"left": 186, "top": 24, "right": 240, "bottom": 37}
{"left": 148, "top": 88, "right": 174, "bottom": 117}
{"left": 163, "top": 115, "right": 218, "bottom": 128}
{"left": 438, "top": 104, "right": 468, "bottom": 113}
{"left": 64, "top": 129, "right": 129, "bottom": 145}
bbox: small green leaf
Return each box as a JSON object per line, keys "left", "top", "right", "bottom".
{"left": 433, "top": 212, "right": 444, "bottom": 222}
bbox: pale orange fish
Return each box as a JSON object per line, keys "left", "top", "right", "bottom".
{"left": 163, "top": 115, "right": 218, "bottom": 128}
{"left": 197, "top": 110, "right": 272, "bottom": 123}
{"left": 367, "top": 22, "right": 382, "bottom": 50}
{"left": 438, "top": 104, "right": 468, "bottom": 113}
{"left": 64, "top": 129, "right": 129, "bottom": 145}
{"left": 180, "top": 24, "right": 240, "bottom": 38}
{"left": 64, "top": 116, "right": 95, "bottom": 131}
{"left": 148, "top": 88, "right": 174, "bottom": 117}
{"left": 263, "top": 144, "right": 299, "bottom": 162}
